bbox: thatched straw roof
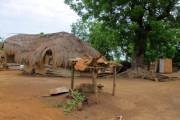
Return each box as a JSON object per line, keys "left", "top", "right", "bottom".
{"left": 15, "top": 32, "right": 100, "bottom": 68}
{"left": 4, "top": 34, "right": 41, "bottom": 55}
{"left": 0, "top": 50, "right": 5, "bottom": 55}
{"left": 0, "top": 42, "right": 3, "bottom": 49}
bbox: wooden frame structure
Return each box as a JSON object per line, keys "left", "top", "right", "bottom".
{"left": 70, "top": 60, "right": 117, "bottom": 103}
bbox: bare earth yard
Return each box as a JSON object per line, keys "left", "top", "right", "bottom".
{"left": 0, "top": 70, "right": 180, "bottom": 120}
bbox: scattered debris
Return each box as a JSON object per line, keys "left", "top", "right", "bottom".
{"left": 7, "top": 63, "right": 21, "bottom": 70}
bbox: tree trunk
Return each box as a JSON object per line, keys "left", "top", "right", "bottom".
{"left": 131, "top": 44, "right": 145, "bottom": 69}
{"left": 131, "top": 30, "right": 147, "bottom": 69}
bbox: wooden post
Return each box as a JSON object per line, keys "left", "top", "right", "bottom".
{"left": 71, "top": 62, "right": 75, "bottom": 90}
{"left": 92, "top": 68, "right": 95, "bottom": 86}
{"left": 112, "top": 66, "right": 116, "bottom": 96}
{"left": 92, "top": 67, "right": 99, "bottom": 103}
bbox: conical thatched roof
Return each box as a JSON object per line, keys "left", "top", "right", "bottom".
{"left": 15, "top": 32, "right": 100, "bottom": 68}
{"left": 4, "top": 34, "right": 41, "bottom": 55}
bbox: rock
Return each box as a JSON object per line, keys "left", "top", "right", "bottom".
{"left": 75, "top": 83, "right": 94, "bottom": 93}
{"left": 76, "top": 102, "right": 83, "bottom": 111}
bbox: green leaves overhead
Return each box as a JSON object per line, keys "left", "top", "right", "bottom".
{"left": 65, "top": 0, "right": 180, "bottom": 67}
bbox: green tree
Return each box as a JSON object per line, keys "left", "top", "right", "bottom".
{"left": 145, "top": 28, "right": 180, "bottom": 63}
{"left": 71, "top": 20, "right": 90, "bottom": 42}
{"left": 65, "top": 0, "right": 180, "bottom": 69}
{"left": 71, "top": 20, "right": 121, "bottom": 60}
{"left": 173, "top": 44, "right": 180, "bottom": 65}
{"left": 40, "top": 32, "right": 45, "bottom": 35}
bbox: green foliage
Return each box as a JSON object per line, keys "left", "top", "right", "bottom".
{"left": 173, "top": 44, "right": 180, "bottom": 64}
{"left": 65, "top": 0, "right": 180, "bottom": 67}
{"left": 145, "top": 28, "right": 180, "bottom": 63}
{"left": 71, "top": 20, "right": 122, "bottom": 60}
{"left": 63, "top": 99, "right": 78, "bottom": 115}
{"left": 40, "top": 32, "right": 45, "bottom": 35}
{"left": 61, "top": 90, "right": 85, "bottom": 115}
{"left": 71, "top": 20, "right": 90, "bottom": 42}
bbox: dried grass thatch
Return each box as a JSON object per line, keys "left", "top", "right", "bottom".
{"left": 15, "top": 32, "right": 100, "bottom": 68}
{"left": 0, "top": 50, "right": 5, "bottom": 55}
{"left": 4, "top": 34, "right": 41, "bottom": 55}
{"left": 0, "top": 42, "right": 3, "bottom": 49}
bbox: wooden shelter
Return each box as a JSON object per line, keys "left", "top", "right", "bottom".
{"left": 159, "top": 58, "right": 173, "bottom": 74}
{"left": 70, "top": 55, "right": 121, "bottom": 103}
{"left": 14, "top": 32, "right": 100, "bottom": 76}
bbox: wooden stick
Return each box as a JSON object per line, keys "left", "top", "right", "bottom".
{"left": 112, "top": 66, "right": 116, "bottom": 96}
{"left": 92, "top": 68, "right": 95, "bottom": 87}
{"left": 69, "top": 89, "right": 78, "bottom": 101}
{"left": 71, "top": 62, "right": 75, "bottom": 90}
{"left": 92, "top": 67, "right": 99, "bottom": 103}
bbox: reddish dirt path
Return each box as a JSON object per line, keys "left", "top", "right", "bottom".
{"left": 0, "top": 70, "right": 180, "bottom": 120}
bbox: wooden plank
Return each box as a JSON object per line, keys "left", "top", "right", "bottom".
{"left": 50, "top": 87, "right": 69, "bottom": 95}
{"left": 86, "top": 66, "right": 106, "bottom": 69}
{"left": 74, "top": 57, "right": 87, "bottom": 71}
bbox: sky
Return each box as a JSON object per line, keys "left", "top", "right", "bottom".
{"left": 0, "top": 0, "right": 80, "bottom": 39}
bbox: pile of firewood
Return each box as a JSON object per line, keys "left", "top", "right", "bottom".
{"left": 118, "top": 68, "right": 178, "bottom": 82}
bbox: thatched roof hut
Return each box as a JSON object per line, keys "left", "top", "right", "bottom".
{"left": 15, "top": 32, "right": 100, "bottom": 69}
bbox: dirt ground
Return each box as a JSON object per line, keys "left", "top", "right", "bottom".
{"left": 0, "top": 70, "right": 180, "bottom": 120}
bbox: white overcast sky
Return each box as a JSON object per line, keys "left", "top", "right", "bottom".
{"left": 0, "top": 0, "right": 79, "bottom": 39}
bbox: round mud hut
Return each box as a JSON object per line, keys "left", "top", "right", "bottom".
{"left": 14, "top": 32, "right": 100, "bottom": 76}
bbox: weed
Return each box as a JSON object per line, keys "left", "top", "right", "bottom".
{"left": 62, "top": 90, "right": 85, "bottom": 115}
